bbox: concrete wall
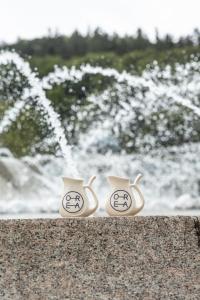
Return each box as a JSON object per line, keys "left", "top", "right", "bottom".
{"left": 0, "top": 217, "right": 199, "bottom": 299}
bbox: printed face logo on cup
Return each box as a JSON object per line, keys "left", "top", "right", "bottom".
{"left": 110, "top": 190, "right": 132, "bottom": 212}
{"left": 62, "top": 191, "right": 84, "bottom": 213}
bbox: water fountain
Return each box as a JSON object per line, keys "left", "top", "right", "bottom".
{"left": 0, "top": 51, "right": 200, "bottom": 213}
{"left": 43, "top": 62, "right": 200, "bottom": 118}
{"left": 0, "top": 51, "right": 78, "bottom": 177}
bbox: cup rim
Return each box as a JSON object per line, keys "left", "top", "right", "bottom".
{"left": 107, "top": 175, "right": 130, "bottom": 182}
{"left": 62, "top": 176, "right": 84, "bottom": 183}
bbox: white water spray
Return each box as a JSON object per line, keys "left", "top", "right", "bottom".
{"left": 43, "top": 63, "right": 200, "bottom": 118}
{"left": 0, "top": 51, "right": 78, "bottom": 177}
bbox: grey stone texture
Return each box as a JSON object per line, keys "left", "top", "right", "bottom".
{"left": 0, "top": 216, "right": 200, "bottom": 299}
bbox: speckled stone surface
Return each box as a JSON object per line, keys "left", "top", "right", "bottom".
{"left": 0, "top": 217, "right": 200, "bottom": 300}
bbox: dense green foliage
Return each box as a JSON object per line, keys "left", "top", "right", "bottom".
{"left": 29, "top": 47, "right": 200, "bottom": 77}
{"left": 2, "top": 28, "right": 200, "bottom": 60}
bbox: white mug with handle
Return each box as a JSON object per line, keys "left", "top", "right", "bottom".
{"left": 59, "top": 176, "right": 98, "bottom": 217}
{"left": 105, "top": 174, "right": 144, "bottom": 216}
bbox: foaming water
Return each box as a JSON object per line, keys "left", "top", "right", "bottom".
{"left": 0, "top": 143, "right": 200, "bottom": 214}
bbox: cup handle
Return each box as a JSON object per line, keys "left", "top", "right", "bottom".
{"left": 129, "top": 182, "right": 145, "bottom": 215}
{"left": 83, "top": 176, "right": 98, "bottom": 216}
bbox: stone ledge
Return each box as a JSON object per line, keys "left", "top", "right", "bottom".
{"left": 0, "top": 217, "right": 199, "bottom": 299}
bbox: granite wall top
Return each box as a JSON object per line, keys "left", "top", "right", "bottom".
{"left": 0, "top": 216, "right": 199, "bottom": 299}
